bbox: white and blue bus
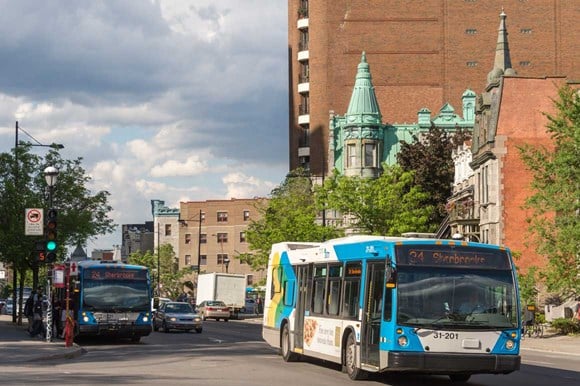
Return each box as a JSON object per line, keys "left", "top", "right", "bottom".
{"left": 73, "top": 261, "right": 153, "bottom": 342}
{"left": 262, "top": 236, "right": 521, "bottom": 382}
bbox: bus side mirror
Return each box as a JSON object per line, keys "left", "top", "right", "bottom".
{"left": 386, "top": 259, "right": 397, "bottom": 288}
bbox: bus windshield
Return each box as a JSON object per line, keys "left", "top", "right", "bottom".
{"left": 82, "top": 279, "right": 150, "bottom": 312}
{"left": 396, "top": 267, "right": 518, "bottom": 329}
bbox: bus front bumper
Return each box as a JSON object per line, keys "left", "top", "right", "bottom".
{"left": 386, "top": 352, "right": 520, "bottom": 374}
{"left": 79, "top": 323, "right": 152, "bottom": 337}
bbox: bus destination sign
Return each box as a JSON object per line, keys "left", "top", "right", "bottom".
{"left": 88, "top": 268, "right": 148, "bottom": 281}
{"left": 396, "top": 245, "right": 510, "bottom": 269}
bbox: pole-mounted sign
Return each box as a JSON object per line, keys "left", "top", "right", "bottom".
{"left": 25, "top": 208, "right": 44, "bottom": 236}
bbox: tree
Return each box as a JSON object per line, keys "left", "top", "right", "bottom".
{"left": 244, "top": 169, "right": 342, "bottom": 270}
{"left": 128, "top": 243, "right": 189, "bottom": 299}
{"left": 518, "top": 84, "right": 580, "bottom": 298}
{"left": 0, "top": 144, "right": 115, "bottom": 319}
{"left": 316, "top": 164, "right": 435, "bottom": 235}
{"left": 396, "top": 125, "right": 471, "bottom": 226}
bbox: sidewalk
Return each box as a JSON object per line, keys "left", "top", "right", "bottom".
{"left": 0, "top": 314, "right": 84, "bottom": 364}
{"left": 519, "top": 327, "right": 580, "bottom": 356}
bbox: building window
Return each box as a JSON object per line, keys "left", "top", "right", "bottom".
{"left": 299, "top": 61, "right": 309, "bottom": 83}
{"left": 247, "top": 274, "right": 254, "bottom": 285}
{"left": 217, "top": 233, "right": 228, "bottom": 243}
{"left": 185, "top": 255, "right": 191, "bottom": 266}
{"left": 465, "top": 29, "right": 477, "bottom": 34}
{"left": 466, "top": 61, "right": 478, "bottom": 67}
{"left": 200, "top": 255, "right": 207, "bottom": 265}
{"left": 299, "top": 29, "right": 309, "bottom": 51}
{"left": 299, "top": 125, "right": 310, "bottom": 147}
{"left": 200, "top": 234, "right": 207, "bottom": 244}
{"left": 520, "top": 29, "right": 533, "bottom": 34}
{"left": 519, "top": 61, "right": 531, "bottom": 67}
{"left": 200, "top": 212, "right": 205, "bottom": 222}
{"left": 217, "top": 212, "right": 228, "bottom": 222}
{"left": 240, "top": 231, "right": 246, "bottom": 243}
{"left": 164, "top": 224, "right": 171, "bottom": 236}
{"left": 364, "top": 142, "right": 377, "bottom": 167}
{"left": 217, "top": 254, "right": 229, "bottom": 264}
{"left": 299, "top": 94, "right": 309, "bottom": 115}
{"left": 346, "top": 143, "right": 359, "bottom": 168}
{"left": 185, "top": 234, "right": 191, "bottom": 244}
{"left": 243, "top": 210, "right": 250, "bottom": 221}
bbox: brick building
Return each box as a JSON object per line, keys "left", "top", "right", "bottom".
{"left": 289, "top": 0, "right": 580, "bottom": 177}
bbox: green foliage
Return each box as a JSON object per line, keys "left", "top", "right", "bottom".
{"left": 518, "top": 85, "right": 580, "bottom": 298}
{"left": 397, "top": 125, "right": 471, "bottom": 225}
{"left": 316, "top": 164, "right": 435, "bottom": 235}
{"left": 128, "top": 243, "right": 187, "bottom": 298}
{"left": 517, "top": 266, "right": 540, "bottom": 307}
{"left": 245, "top": 169, "right": 343, "bottom": 270}
{"left": 0, "top": 144, "right": 115, "bottom": 290}
{"left": 550, "top": 318, "right": 580, "bottom": 335}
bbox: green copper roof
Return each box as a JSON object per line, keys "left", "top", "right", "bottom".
{"left": 345, "top": 52, "right": 382, "bottom": 125}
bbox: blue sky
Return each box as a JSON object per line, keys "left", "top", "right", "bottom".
{"left": 0, "top": 0, "right": 288, "bottom": 253}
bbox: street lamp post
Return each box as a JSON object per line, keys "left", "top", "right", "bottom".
{"left": 179, "top": 209, "right": 203, "bottom": 300}
{"left": 11, "top": 121, "right": 63, "bottom": 324}
{"left": 43, "top": 166, "right": 59, "bottom": 343}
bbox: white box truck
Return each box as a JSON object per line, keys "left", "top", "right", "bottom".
{"left": 196, "top": 273, "right": 247, "bottom": 319}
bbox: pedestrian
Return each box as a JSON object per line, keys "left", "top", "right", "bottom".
{"left": 575, "top": 303, "right": 580, "bottom": 322}
{"left": 29, "top": 289, "right": 45, "bottom": 338}
{"left": 24, "top": 290, "right": 36, "bottom": 333}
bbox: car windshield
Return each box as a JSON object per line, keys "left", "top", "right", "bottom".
{"left": 165, "top": 303, "right": 193, "bottom": 313}
{"left": 396, "top": 266, "right": 518, "bottom": 329}
{"left": 207, "top": 301, "right": 226, "bottom": 307}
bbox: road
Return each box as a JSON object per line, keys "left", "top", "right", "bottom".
{"left": 2, "top": 320, "right": 579, "bottom": 385}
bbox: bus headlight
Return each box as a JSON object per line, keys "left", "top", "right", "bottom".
{"left": 142, "top": 316, "right": 149, "bottom": 322}
{"left": 505, "top": 340, "right": 515, "bottom": 350}
{"left": 83, "top": 316, "right": 89, "bottom": 322}
{"left": 398, "top": 336, "right": 409, "bottom": 347}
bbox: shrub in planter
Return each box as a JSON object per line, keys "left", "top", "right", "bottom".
{"left": 550, "top": 318, "right": 580, "bottom": 335}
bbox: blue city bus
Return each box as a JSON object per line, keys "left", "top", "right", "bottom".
{"left": 73, "top": 260, "right": 153, "bottom": 342}
{"left": 262, "top": 236, "right": 521, "bottom": 382}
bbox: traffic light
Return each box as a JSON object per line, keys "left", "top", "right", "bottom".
{"left": 45, "top": 208, "right": 57, "bottom": 263}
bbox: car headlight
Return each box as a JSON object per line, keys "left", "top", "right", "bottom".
{"left": 194, "top": 317, "right": 201, "bottom": 322}
{"left": 169, "top": 317, "right": 177, "bottom": 322}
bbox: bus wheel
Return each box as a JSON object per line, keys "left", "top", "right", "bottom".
{"left": 281, "top": 324, "right": 299, "bottom": 362}
{"left": 344, "top": 332, "right": 367, "bottom": 380}
{"left": 449, "top": 374, "right": 471, "bottom": 383}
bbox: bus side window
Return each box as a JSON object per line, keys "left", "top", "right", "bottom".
{"left": 283, "top": 280, "right": 295, "bottom": 306}
{"left": 342, "top": 262, "right": 362, "bottom": 319}
{"left": 312, "top": 265, "right": 327, "bottom": 314}
{"left": 270, "top": 266, "right": 282, "bottom": 299}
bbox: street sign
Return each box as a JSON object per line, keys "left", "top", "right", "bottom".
{"left": 25, "top": 208, "right": 44, "bottom": 236}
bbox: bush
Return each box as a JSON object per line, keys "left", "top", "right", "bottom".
{"left": 550, "top": 318, "right": 580, "bottom": 335}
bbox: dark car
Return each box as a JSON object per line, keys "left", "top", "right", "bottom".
{"left": 153, "top": 301, "right": 202, "bottom": 333}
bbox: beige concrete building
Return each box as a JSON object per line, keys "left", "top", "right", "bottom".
{"left": 178, "top": 198, "right": 268, "bottom": 286}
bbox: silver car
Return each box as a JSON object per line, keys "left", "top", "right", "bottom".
{"left": 153, "top": 302, "right": 202, "bottom": 333}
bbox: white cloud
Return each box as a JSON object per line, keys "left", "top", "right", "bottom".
{"left": 150, "top": 156, "right": 208, "bottom": 177}
{"left": 0, "top": 1, "right": 288, "bottom": 253}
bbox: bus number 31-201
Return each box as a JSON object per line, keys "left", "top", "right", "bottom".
{"left": 433, "top": 332, "right": 459, "bottom": 340}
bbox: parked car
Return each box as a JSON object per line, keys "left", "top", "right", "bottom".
{"left": 197, "top": 300, "right": 231, "bottom": 322}
{"left": 153, "top": 301, "right": 202, "bottom": 333}
{"left": 2, "top": 298, "right": 14, "bottom": 315}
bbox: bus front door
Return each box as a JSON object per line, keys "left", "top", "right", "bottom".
{"left": 361, "top": 261, "right": 385, "bottom": 368}
{"left": 294, "top": 265, "right": 309, "bottom": 351}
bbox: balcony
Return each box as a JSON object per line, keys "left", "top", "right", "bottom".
{"left": 298, "top": 82, "right": 309, "bottom": 94}
{"left": 297, "top": 18, "right": 308, "bottom": 30}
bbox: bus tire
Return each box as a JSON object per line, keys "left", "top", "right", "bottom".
{"left": 449, "top": 374, "right": 471, "bottom": 383}
{"left": 281, "top": 324, "right": 299, "bottom": 362}
{"left": 344, "top": 332, "right": 367, "bottom": 380}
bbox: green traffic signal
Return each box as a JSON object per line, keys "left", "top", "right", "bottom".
{"left": 46, "top": 240, "right": 57, "bottom": 251}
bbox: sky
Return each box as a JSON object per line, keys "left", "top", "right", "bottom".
{"left": 0, "top": 0, "right": 289, "bottom": 254}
